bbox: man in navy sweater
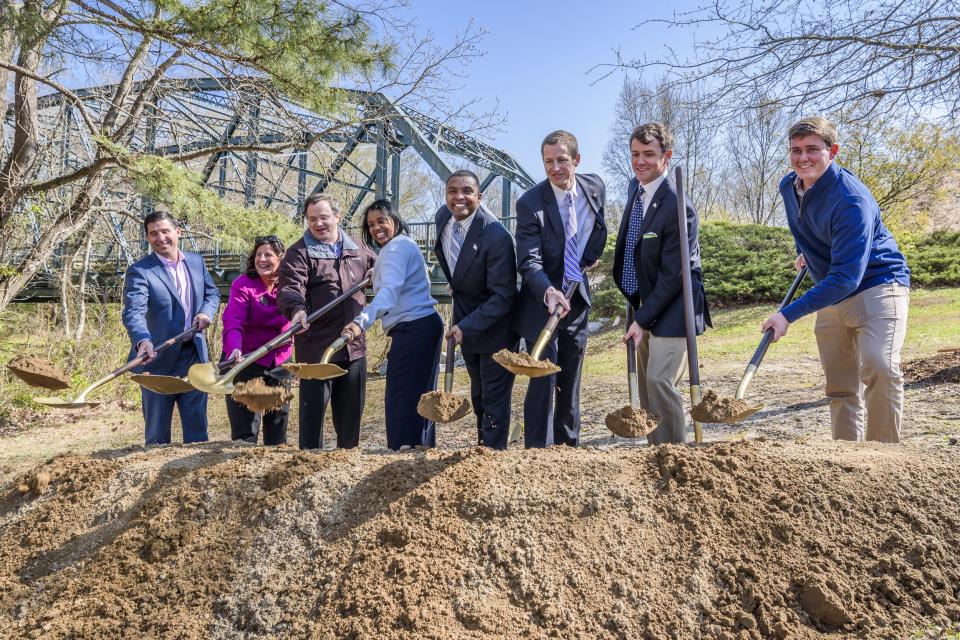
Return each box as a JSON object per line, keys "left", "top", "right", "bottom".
{"left": 762, "top": 116, "right": 911, "bottom": 443}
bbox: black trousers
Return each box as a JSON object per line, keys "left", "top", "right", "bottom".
{"left": 463, "top": 348, "right": 517, "bottom": 450}
{"left": 224, "top": 362, "right": 290, "bottom": 446}
{"left": 522, "top": 298, "right": 589, "bottom": 448}
{"left": 298, "top": 356, "right": 366, "bottom": 449}
{"left": 384, "top": 312, "right": 443, "bottom": 450}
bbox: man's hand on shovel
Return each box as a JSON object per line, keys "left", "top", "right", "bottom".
{"left": 544, "top": 287, "right": 571, "bottom": 318}
{"left": 136, "top": 339, "right": 156, "bottom": 364}
{"left": 622, "top": 320, "right": 644, "bottom": 345}
{"left": 291, "top": 310, "right": 310, "bottom": 334}
{"left": 446, "top": 325, "right": 463, "bottom": 345}
{"left": 761, "top": 312, "right": 790, "bottom": 342}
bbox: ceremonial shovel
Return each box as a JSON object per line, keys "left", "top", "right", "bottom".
{"left": 35, "top": 324, "right": 198, "bottom": 408}
{"left": 417, "top": 335, "right": 472, "bottom": 423}
{"left": 188, "top": 278, "right": 369, "bottom": 394}
{"left": 493, "top": 281, "right": 580, "bottom": 377}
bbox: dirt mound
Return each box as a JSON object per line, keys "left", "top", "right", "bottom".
{"left": 6, "top": 355, "right": 71, "bottom": 390}
{"left": 1, "top": 440, "right": 959, "bottom": 639}
{"left": 903, "top": 350, "right": 960, "bottom": 385}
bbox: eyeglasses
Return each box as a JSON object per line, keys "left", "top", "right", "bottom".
{"left": 255, "top": 235, "right": 280, "bottom": 243}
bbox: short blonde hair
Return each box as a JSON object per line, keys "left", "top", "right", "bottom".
{"left": 788, "top": 116, "right": 838, "bottom": 147}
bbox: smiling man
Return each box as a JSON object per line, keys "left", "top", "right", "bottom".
{"left": 612, "top": 122, "right": 710, "bottom": 445}
{"left": 434, "top": 170, "right": 518, "bottom": 449}
{"left": 122, "top": 211, "right": 220, "bottom": 445}
{"left": 513, "top": 130, "right": 607, "bottom": 448}
{"left": 762, "top": 116, "right": 911, "bottom": 443}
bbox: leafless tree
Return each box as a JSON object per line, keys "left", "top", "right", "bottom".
{"left": 604, "top": 0, "right": 960, "bottom": 122}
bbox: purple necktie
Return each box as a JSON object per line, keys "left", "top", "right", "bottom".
{"left": 562, "top": 192, "right": 583, "bottom": 288}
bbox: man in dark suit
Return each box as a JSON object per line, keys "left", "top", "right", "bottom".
{"left": 613, "top": 123, "right": 711, "bottom": 444}
{"left": 122, "top": 211, "right": 221, "bottom": 445}
{"left": 513, "top": 130, "right": 607, "bottom": 448}
{"left": 434, "top": 170, "right": 518, "bottom": 449}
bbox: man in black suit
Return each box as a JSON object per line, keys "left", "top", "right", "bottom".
{"left": 435, "top": 170, "right": 519, "bottom": 449}
{"left": 513, "top": 130, "right": 607, "bottom": 448}
{"left": 613, "top": 122, "right": 711, "bottom": 444}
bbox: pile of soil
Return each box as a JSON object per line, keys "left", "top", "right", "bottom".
{"left": 417, "top": 391, "right": 471, "bottom": 422}
{"left": 1, "top": 439, "right": 958, "bottom": 638}
{"left": 605, "top": 404, "right": 658, "bottom": 438}
{"left": 5, "top": 356, "right": 71, "bottom": 390}
{"left": 231, "top": 379, "right": 292, "bottom": 412}
{"left": 692, "top": 389, "right": 758, "bottom": 423}
{"left": 903, "top": 350, "right": 960, "bottom": 385}
{"left": 492, "top": 349, "right": 560, "bottom": 374}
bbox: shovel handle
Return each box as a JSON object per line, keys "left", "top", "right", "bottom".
{"left": 444, "top": 335, "right": 456, "bottom": 393}
{"left": 746, "top": 266, "right": 809, "bottom": 369}
{"left": 625, "top": 306, "right": 640, "bottom": 408}
{"left": 530, "top": 281, "right": 580, "bottom": 360}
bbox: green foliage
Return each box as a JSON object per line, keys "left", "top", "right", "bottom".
{"left": 129, "top": 154, "right": 301, "bottom": 249}
{"left": 590, "top": 222, "right": 960, "bottom": 317}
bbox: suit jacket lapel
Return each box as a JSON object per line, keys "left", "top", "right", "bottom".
{"left": 451, "top": 210, "right": 485, "bottom": 289}
{"left": 542, "top": 181, "right": 564, "bottom": 240}
{"left": 639, "top": 179, "right": 670, "bottom": 236}
{"left": 577, "top": 174, "right": 603, "bottom": 216}
{"left": 186, "top": 252, "right": 201, "bottom": 317}
{"left": 434, "top": 208, "right": 452, "bottom": 281}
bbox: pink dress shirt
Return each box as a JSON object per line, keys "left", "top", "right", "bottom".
{"left": 157, "top": 251, "right": 193, "bottom": 331}
{"left": 222, "top": 273, "right": 292, "bottom": 368}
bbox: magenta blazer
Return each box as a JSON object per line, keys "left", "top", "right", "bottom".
{"left": 222, "top": 274, "right": 292, "bottom": 368}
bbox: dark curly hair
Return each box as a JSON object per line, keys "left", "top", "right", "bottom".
{"left": 245, "top": 236, "right": 286, "bottom": 278}
{"left": 361, "top": 199, "right": 410, "bottom": 248}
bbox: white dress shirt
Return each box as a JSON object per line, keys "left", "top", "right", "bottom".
{"left": 440, "top": 208, "right": 478, "bottom": 274}
{"left": 637, "top": 173, "right": 667, "bottom": 215}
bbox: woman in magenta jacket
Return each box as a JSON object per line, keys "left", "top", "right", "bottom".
{"left": 221, "top": 236, "right": 292, "bottom": 445}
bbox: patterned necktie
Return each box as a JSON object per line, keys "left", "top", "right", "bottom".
{"left": 449, "top": 220, "right": 464, "bottom": 270}
{"left": 622, "top": 185, "right": 646, "bottom": 296}
{"left": 562, "top": 191, "right": 582, "bottom": 288}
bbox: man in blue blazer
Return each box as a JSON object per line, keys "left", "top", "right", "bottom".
{"left": 513, "top": 130, "right": 607, "bottom": 448}
{"left": 122, "top": 211, "right": 221, "bottom": 445}
{"left": 434, "top": 170, "right": 519, "bottom": 449}
{"left": 613, "top": 123, "right": 711, "bottom": 444}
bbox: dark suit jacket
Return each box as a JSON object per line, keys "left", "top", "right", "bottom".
{"left": 512, "top": 173, "right": 607, "bottom": 340}
{"left": 613, "top": 176, "right": 711, "bottom": 337}
{"left": 122, "top": 251, "right": 221, "bottom": 374}
{"left": 434, "top": 205, "right": 518, "bottom": 355}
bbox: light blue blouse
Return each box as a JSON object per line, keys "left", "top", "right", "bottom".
{"left": 353, "top": 234, "right": 437, "bottom": 332}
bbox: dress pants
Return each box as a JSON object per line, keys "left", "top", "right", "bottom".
{"left": 224, "top": 362, "right": 290, "bottom": 446}
{"left": 384, "top": 312, "right": 443, "bottom": 450}
{"left": 522, "top": 299, "right": 589, "bottom": 448}
{"left": 637, "top": 332, "right": 688, "bottom": 445}
{"left": 299, "top": 357, "right": 366, "bottom": 449}
{"left": 463, "top": 347, "right": 517, "bottom": 450}
{"left": 141, "top": 342, "right": 208, "bottom": 445}
{"left": 814, "top": 283, "right": 909, "bottom": 443}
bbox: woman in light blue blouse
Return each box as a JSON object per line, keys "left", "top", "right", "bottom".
{"left": 342, "top": 199, "right": 443, "bottom": 450}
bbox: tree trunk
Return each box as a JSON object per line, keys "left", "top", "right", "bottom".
{"left": 76, "top": 232, "right": 93, "bottom": 338}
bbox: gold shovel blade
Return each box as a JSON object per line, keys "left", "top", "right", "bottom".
{"left": 492, "top": 351, "right": 560, "bottom": 378}
{"left": 130, "top": 374, "right": 195, "bottom": 394}
{"left": 416, "top": 391, "right": 472, "bottom": 423}
{"left": 33, "top": 396, "right": 100, "bottom": 409}
{"left": 282, "top": 362, "right": 346, "bottom": 380}
{"left": 187, "top": 362, "right": 235, "bottom": 394}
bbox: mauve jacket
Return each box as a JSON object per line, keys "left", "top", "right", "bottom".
{"left": 222, "top": 273, "right": 292, "bottom": 368}
{"left": 277, "top": 231, "right": 376, "bottom": 364}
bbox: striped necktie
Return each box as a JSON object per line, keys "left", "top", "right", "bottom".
{"left": 562, "top": 192, "right": 582, "bottom": 288}
{"left": 449, "top": 220, "right": 464, "bottom": 271}
{"left": 622, "top": 185, "right": 646, "bottom": 296}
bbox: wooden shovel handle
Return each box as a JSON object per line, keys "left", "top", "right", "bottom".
{"left": 444, "top": 335, "right": 456, "bottom": 393}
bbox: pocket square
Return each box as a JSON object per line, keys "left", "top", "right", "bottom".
{"left": 642, "top": 232, "right": 658, "bottom": 239}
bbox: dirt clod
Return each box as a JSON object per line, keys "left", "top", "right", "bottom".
{"left": 6, "top": 356, "right": 70, "bottom": 390}
{"left": 16, "top": 469, "right": 51, "bottom": 496}
{"left": 231, "top": 378, "right": 292, "bottom": 412}
{"left": 417, "top": 391, "right": 471, "bottom": 422}
{"left": 492, "top": 349, "right": 559, "bottom": 373}
{"left": 903, "top": 350, "right": 960, "bottom": 385}
{"left": 605, "top": 404, "right": 658, "bottom": 437}
{"left": 692, "top": 389, "right": 757, "bottom": 423}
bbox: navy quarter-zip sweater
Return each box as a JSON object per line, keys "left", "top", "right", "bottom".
{"left": 779, "top": 161, "right": 910, "bottom": 323}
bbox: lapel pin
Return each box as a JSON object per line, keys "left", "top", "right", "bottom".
{"left": 652, "top": 203, "right": 658, "bottom": 208}
{"left": 472, "top": 244, "right": 477, "bottom": 250}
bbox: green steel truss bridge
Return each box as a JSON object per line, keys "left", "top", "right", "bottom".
{"left": 8, "top": 77, "right": 536, "bottom": 303}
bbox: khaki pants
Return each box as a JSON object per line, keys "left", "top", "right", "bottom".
{"left": 637, "top": 333, "right": 688, "bottom": 444}
{"left": 814, "top": 283, "right": 909, "bottom": 443}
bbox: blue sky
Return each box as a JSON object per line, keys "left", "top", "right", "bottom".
{"left": 400, "top": 0, "right": 710, "bottom": 185}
